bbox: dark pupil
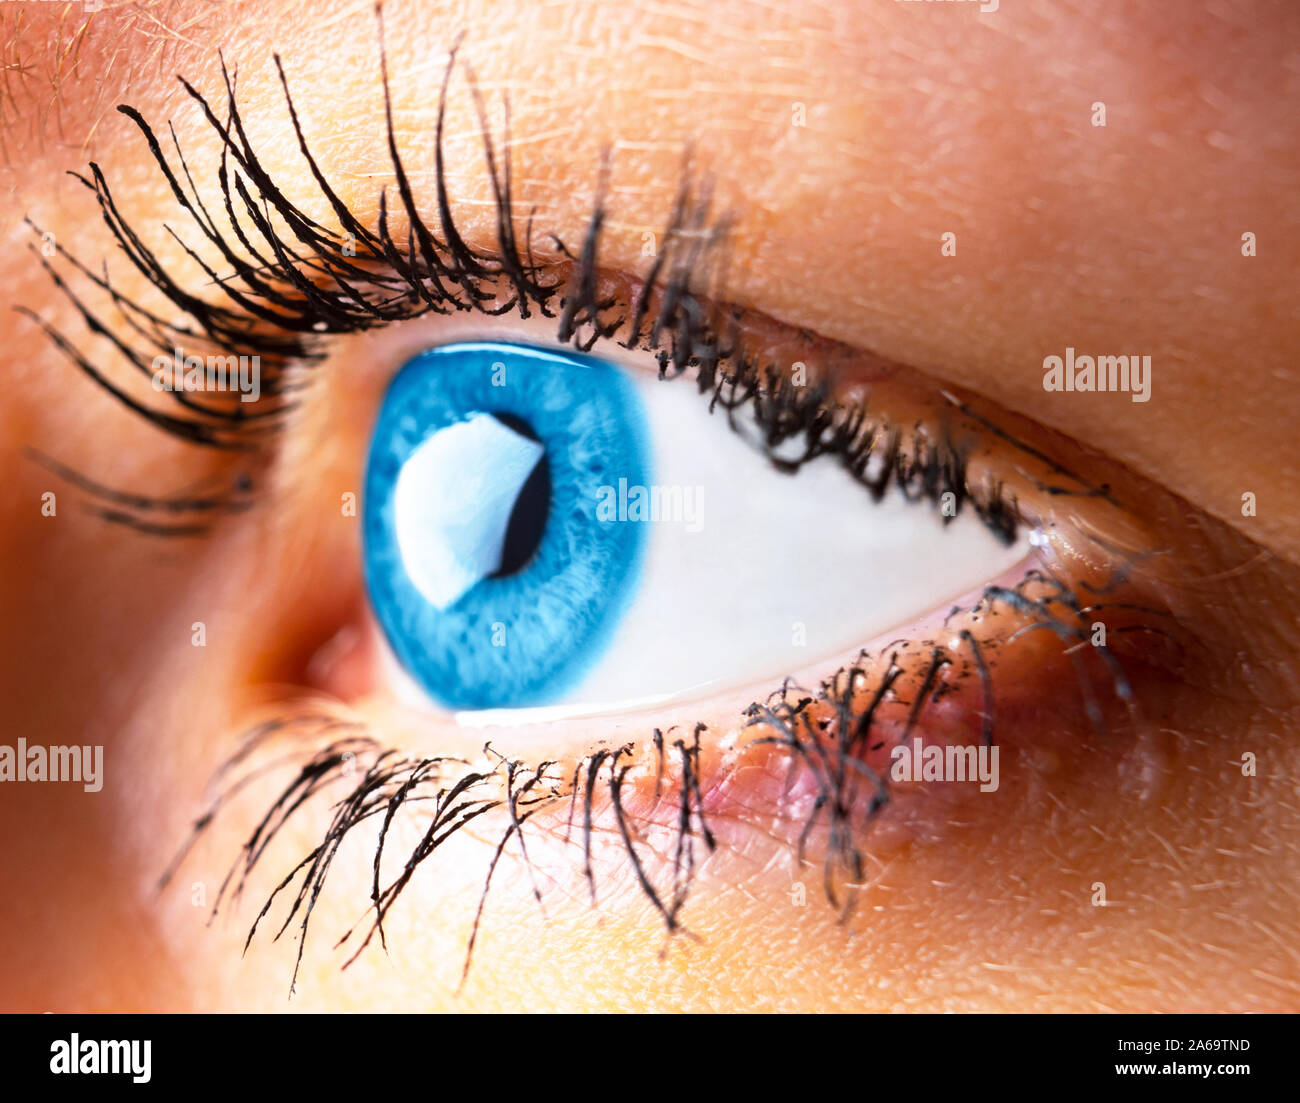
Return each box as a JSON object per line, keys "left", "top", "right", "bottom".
{"left": 490, "top": 413, "right": 550, "bottom": 577}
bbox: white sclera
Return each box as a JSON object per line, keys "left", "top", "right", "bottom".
{"left": 393, "top": 413, "right": 544, "bottom": 610}
{"left": 555, "top": 379, "right": 1031, "bottom": 709}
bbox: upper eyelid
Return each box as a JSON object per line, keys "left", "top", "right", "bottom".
{"left": 14, "top": 20, "right": 955, "bottom": 437}
{"left": 17, "top": 22, "right": 1279, "bottom": 572}
{"left": 20, "top": 151, "right": 1122, "bottom": 559}
{"left": 22, "top": 40, "right": 715, "bottom": 445}
{"left": 20, "top": 28, "right": 1169, "bottom": 563}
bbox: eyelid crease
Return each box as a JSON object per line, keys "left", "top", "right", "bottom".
{"left": 26, "top": 3, "right": 1215, "bottom": 608}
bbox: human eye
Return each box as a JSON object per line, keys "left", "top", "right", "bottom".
{"left": 361, "top": 337, "right": 1029, "bottom": 716}
{"left": 11, "top": 2, "right": 1298, "bottom": 1018}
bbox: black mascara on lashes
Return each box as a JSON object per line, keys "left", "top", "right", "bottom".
{"left": 13, "top": 12, "right": 1083, "bottom": 548}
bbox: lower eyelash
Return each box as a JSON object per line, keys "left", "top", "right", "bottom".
{"left": 164, "top": 560, "right": 1166, "bottom": 997}
{"left": 22, "top": 448, "right": 256, "bottom": 537}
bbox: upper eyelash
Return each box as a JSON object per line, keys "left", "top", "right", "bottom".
{"left": 17, "top": 13, "right": 1114, "bottom": 546}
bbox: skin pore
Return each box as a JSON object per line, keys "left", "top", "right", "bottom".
{"left": 1, "top": 0, "right": 1298, "bottom": 1012}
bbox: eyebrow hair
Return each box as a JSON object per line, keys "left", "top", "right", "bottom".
{"left": 0, "top": 1, "right": 213, "bottom": 163}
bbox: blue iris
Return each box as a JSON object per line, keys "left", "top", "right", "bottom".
{"left": 364, "top": 341, "right": 650, "bottom": 710}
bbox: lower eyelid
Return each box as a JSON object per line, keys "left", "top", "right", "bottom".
{"left": 175, "top": 466, "right": 1223, "bottom": 991}
{"left": 542, "top": 563, "right": 1172, "bottom": 843}
{"left": 304, "top": 545, "right": 1163, "bottom": 840}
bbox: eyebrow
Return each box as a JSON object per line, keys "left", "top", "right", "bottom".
{"left": 1, "top": 3, "right": 195, "bottom": 158}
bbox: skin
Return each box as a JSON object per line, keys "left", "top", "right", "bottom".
{"left": 0, "top": 0, "right": 1297, "bottom": 1012}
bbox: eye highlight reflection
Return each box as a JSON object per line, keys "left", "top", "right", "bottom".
{"left": 364, "top": 341, "right": 650, "bottom": 711}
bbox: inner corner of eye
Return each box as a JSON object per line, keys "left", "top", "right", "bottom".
{"left": 354, "top": 339, "right": 1031, "bottom": 722}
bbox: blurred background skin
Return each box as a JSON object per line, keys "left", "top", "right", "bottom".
{"left": 0, "top": 0, "right": 1298, "bottom": 1011}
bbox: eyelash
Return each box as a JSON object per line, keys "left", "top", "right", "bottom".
{"left": 21, "top": 12, "right": 1168, "bottom": 996}
{"left": 162, "top": 562, "right": 1163, "bottom": 996}
{"left": 17, "top": 6, "right": 1125, "bottom": 546}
